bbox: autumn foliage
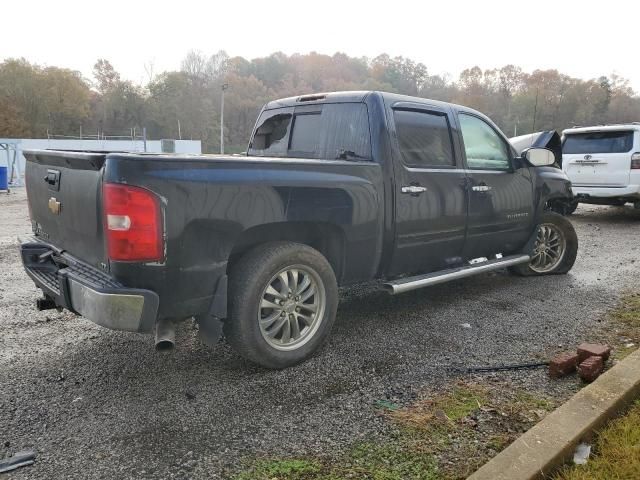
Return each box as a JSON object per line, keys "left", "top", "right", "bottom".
{"left": 1, "top": 52, "right": 639, "bottom": 153}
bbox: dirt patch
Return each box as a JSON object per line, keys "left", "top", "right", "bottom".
{"left": 233, "top": 381, "right": 556, "bottom": 480}
{"left": 385, "top": 381, "right": 557, "bottom": 479}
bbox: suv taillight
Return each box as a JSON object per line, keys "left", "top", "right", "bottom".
{"left": 103, "top": 183, "right": 163, "bottom": 262}
{"left": 632, "top": 152, "right": 640, "bottom": 169}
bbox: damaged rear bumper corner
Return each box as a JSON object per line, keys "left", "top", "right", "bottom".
{"left": 19, "top": 236, "right": 159, "bottom": 333}
{"left": 66, "top": 278, "right": 158, "bottom": 332}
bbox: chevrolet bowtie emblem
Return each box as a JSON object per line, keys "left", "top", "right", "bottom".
{"left": 48, "top": 197, "right": 61, "bottom": 215}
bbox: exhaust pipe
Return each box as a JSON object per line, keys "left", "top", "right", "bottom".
{"left": 155, "top": 318, "right": 175, "bottom": 352}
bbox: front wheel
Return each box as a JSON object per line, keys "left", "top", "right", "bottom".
{"left": 224, "top": 242, "right": 338, "bottom": 369}
{"left": 510, "top": 212, "right": 578, "bottom": 276}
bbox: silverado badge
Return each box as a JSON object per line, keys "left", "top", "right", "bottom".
{"left": 48, "top": 197, "right": 61, "bottom": 215}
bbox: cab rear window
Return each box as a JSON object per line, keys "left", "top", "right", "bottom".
{"left": 563, "top": 131, "right": 634, "bottom": 154}
{"left": 249, "top": 103, "right": 372, "bottom": 160}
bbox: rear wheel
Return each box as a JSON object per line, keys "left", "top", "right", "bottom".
{"left": 224, "top": 242, "right": 338, "bottom": 369}
{"left": 510, "top": 212, "right": 578, "bottom": 276}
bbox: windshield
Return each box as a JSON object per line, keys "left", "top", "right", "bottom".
{"left": 563, "top": 131, "right": 634, "bottom": 154}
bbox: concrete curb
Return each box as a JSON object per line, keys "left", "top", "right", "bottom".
{"left": 468, "top": 348, "right": 640, "bottom": 480}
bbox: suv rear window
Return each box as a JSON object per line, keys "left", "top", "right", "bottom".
{"left": 563, "top": 131, "right": 634, "bottom": 154}
{"left": 249, "top": 103, "right": 371, "bottom": 160}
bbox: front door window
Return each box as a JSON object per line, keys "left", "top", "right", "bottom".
{"left": 459, "top": 113, "right": 510, "bottom": 171}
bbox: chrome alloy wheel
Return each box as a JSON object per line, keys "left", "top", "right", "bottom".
{"left": 530, "top": 223, "right": 567, "bottom": 273}
{"left": 258, "top": 265, "right": 326, "bottom": 351}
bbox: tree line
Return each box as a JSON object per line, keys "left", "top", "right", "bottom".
{"left": 1, "top": 51, "right": 639, "bottom": 152}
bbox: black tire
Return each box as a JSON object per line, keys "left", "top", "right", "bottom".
{"left": 224, "top": 241, "right": 338, "bottom": 369}
{"left": 611, "top": 199, "right": 627, "bottom": 207}
{"left": 509, "top": 212, "right": 578, "bottom": 276}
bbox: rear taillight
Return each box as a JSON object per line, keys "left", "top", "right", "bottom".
{"left": 632, "top": 152, "right": 640, "bottom": 169}
{"left": 103, "top": 183, "right": 163, "bottom": 262}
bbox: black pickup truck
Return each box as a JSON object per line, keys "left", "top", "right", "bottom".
{"left": 20, "top": 91, "right": 577, "bottom": 368}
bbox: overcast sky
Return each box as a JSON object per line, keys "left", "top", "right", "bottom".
{"left": 3, "top": 0, "right": 640, "bottom": 91}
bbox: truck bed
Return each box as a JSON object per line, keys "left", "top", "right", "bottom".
{"left": 22, "top": 149, "right": 385, "bottom": 328}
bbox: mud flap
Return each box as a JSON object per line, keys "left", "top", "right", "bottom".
{"left": 195, "top": 314, "right": 224, "bottom": 347}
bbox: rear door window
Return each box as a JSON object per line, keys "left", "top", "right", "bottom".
{"left": 249, "top": 103, "right": 372, "bottom": 160}
{"left": 393, "top": 109, "right": 455, "bottom": 167}
{"left": 563, "top": 131, "right": 634, "bottom": 154}
{"left": 250, "top": 110, "right": 293, "bottom": 156}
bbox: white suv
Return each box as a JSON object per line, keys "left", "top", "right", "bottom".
{"left": 562, "top": 124, "right": 640, "bottom": 212}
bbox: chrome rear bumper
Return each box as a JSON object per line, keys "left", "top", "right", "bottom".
{"left": 20, "top": 237, "right": 159, "bottom": 332}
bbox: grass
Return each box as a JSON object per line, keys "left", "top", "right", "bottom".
{"left": 235, "top": 459, "right": 321, "bottom": 480}
{"left": 608, "top": 292, "right": 640, "bottom": 360}
{"left": 609, "top": 293, "right": 640, "bottom": 330}
{"left": 234, "top": 382, "right": 555, "bottom": 480}
{"left": 613, "top": 343, "right": 638, "bottom": 361}
{"left": 553, "top": 400, "right": 640, "bottom": 480}
{"left": 234, "top": 440, "right": 440, "bottom": 480}
{"left": 389, "top": 382, "right": 488, "bottom": 429}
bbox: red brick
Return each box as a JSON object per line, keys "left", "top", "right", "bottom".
{"left": 577, "top": 343, "right": 611, "bottom": 363}
{"left": 549, "top": 352, "right": 579, "bottom": 378}
{"left": 577, "top": 356, "right": 604, "bottom": 382}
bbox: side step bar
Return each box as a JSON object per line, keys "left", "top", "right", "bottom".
{"left": 383, "top": 254, "right": 531, "bottom": 295}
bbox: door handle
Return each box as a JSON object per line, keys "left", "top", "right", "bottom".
{"left": 401, "top": 185, "right": 427, "bottom": 194}
{"left": 472, "top": 185, "right": 492, "bottom": 192}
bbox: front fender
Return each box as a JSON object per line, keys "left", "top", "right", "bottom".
{"left": 534, "top": 166, "right": 573, "bottom": 219}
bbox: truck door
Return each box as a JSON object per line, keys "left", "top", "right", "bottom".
{"left": 387, "top": 104, "right": 468, "bottom": 276}
{"left": 455, "top": 112, "right": 534, "bottom": 259}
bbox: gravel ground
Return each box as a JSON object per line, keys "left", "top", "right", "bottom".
{"left": 1, "top": 188, "right": 639, "bottom": 479}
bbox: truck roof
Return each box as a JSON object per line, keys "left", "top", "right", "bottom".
{"left": 563, "top": 124, "right": 640, "bottom": 135}
{"left": 263, "top": 90, "right": 469, "bottom": 113}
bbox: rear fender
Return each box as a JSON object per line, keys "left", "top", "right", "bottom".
{"left": 227, "top": 221, "right": 347, "bottom": 283}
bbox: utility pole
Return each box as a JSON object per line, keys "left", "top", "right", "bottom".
{"left": 532, "top": 87, "right": 539, "bottom": 132}
{"left": 220, "top": 83, "right": 228, "bottom": 154}
{"left": 143, "top": 127, "right": 147, "bottom": 153}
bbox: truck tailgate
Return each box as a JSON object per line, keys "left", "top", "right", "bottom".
{"left": 24, "top": 150, "right": 107, "bottom": 268}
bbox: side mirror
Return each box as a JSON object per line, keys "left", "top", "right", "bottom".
{"left": 523, "top": 147, "right": 556, "bottom": 167}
